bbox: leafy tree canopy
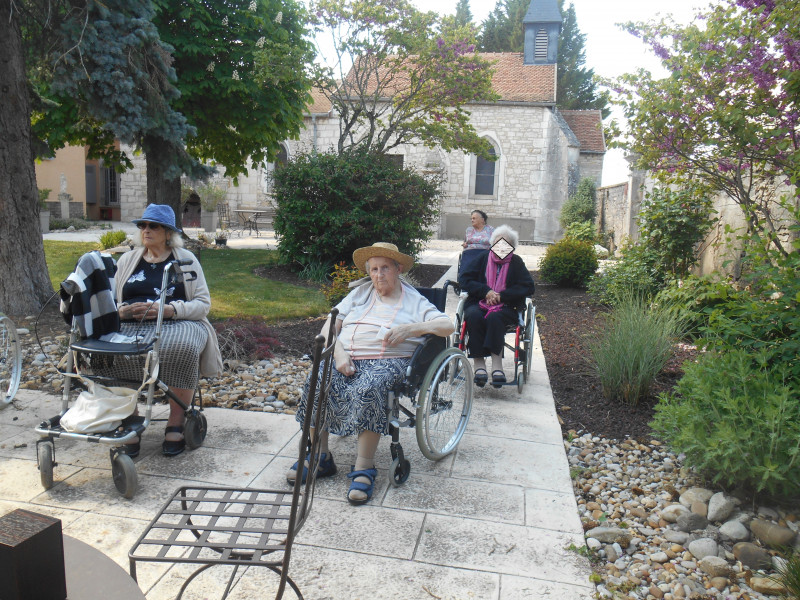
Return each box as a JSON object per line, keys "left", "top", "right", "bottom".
{"left": 308, "top": 0, "right": 498, "bottom": 159}
{"left": 152, "top": 0, "right": 315, "bottom": 181}
{"left": 608, "top": 0, "right": 800, "bottom": 256}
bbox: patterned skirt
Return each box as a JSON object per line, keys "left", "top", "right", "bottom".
{"left": 295, "top": 357, "right": 411, "bottom": 437}
{"left": 93, "top": 320, "right": 208, "bottom": 390}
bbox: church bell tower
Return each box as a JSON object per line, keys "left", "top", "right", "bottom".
{"left": 523, "top": 0, "right": 562, "bottom": 65}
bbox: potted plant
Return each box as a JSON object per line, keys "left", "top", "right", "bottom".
{"left": 197, "top": 183, "right": 227, "bottom": 232}
{"left": 214, "top": 227, "right": 230, "bottom": 247}
{"left": 38, "top": 188, "right": 51, "bottom": 233}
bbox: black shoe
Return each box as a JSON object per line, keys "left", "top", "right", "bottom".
{"left": 121, "top": 442, "right": 140, "bottom": 458}
{"left": 473, "top": 369, "right": 488, "bottom": 387}
{"left": 162, "top": 425, "right": 185, "bottom": 457}
{"left": 491, "top": 370, "right": 506, "bottom": 388}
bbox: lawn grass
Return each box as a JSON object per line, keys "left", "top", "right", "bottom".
{"left": 43, "top": 242, "right": 328, "bottom": 323}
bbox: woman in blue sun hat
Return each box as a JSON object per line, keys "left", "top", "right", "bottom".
{"left": 99, "top": 204, "right": 222, "bottom": 457}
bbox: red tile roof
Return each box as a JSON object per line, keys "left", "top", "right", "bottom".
{"left": 560, "top": 109, "right": 606, "bottom": 153}
{"left": 480, "top": 53, "right": 556, "bottom": 103}
{"left": 305, "top": 88, "right": 332, "bottom": 115}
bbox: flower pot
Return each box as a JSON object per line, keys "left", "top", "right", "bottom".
{"left": 40, "top": 210, "right": 50, "bottom": 234}
{"left": 201, "top": 211, "right": 218, "bottom": 233}
{"left": 215, "top": 238, "right": 227, "bottom": 247}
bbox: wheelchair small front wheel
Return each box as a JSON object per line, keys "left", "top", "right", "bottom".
{"left": 416, "top": 348, "right": 473, "bottom": 461}
{"left": 516, "top": 371, "right": 525, "bottom": 394}
{"left": 37, "top": 441, "right": 55, "bottom": 489}
{"left": 112, "top": 453, "right": 138, "bottom": 499}
{"left": 184, "top": 410, "right": 207, "bottom": 449}
{"left": 390, "top": 456, "right": 410, "bottom": 486}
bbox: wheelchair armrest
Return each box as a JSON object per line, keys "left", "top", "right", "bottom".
{"left": 405, "top": 334, "right": 447, "bottom": 390}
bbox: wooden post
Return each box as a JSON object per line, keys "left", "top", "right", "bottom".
{"left": 0, "top": 509, "right": 67, "bottom": 600}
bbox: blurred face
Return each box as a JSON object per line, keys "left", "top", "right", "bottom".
{"left": 470, "top": 212, "right": 485, "bottom": 229}
{"left": 491, "top": 237, "right": 514, "bottom": 260}
{"left": 367, "top": 256, "right": 401, "bottom": 297}
{"left": 137, "top": 221, "right": 168, "bottom": 249}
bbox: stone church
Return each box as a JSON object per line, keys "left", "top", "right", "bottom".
{"left": 45, "top": 0, "right": 604, "bottom": 243}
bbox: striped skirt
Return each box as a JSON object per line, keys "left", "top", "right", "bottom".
{"left": 93, "top": 320, "right": 208, "bottom": 390}
{"left": 296, "top": 357, "right": 411, "bottom": 437}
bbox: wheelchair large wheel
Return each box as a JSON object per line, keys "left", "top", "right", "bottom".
{"left": 184, "top": 410, "right": 207, "bottom": 450}
{"left": 112, "top": 452, "right": 138, "bottom": 499}
{"left": 523, "top": 305, "right": 535, "bottom": 379}
{"left": 38, "top": 441, "right": 55, "bottom": 490}
{"left": 0, "top": 314, "right": 22, "bottom": 406}
{"left": 416, "top": 348, "right": 473, "bottom": 461}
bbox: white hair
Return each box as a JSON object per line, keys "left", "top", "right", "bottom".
{"left": 490, "top": 224, "right": 519, "bottom": 248}
{"left": 132, "top": 228, "right": 184, "bottom": 248}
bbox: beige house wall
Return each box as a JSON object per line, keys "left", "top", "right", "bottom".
{"left": 35, "top": 144, "right": 87, "bottom": 204}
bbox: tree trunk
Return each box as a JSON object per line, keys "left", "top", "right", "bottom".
{"left": 0, "top": 1, "right": 56, "bottom": 315}
{"left": 144, "top": 134, "right": 183, "bottom": 230}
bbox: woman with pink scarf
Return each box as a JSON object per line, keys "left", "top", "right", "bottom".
{"left": 458, "top": 225, "right": 535, "bottom": 388}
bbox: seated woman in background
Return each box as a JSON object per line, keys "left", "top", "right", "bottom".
{"left": 462, "top": 210, "right": 494, "bottom": 250}
{"left": 458, "top": 225, "right": 535, "bottom": 388}
{"left": 289, "top": 242, "right": 453, "bottom": 505}
{"left": 106, "top": 204, "right": 222, "bottom": 457}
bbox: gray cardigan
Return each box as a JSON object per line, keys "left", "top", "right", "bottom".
{"left": 115, "top": 246, "right": 223, "bottom": 378}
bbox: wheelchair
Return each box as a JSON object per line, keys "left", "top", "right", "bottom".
{"left": 35, "top": 256, "right": 208, "bottom": 499}
{"left": 384, "top": 281, "right": 474, "bottom": 486}
{"left": 452, "top": 284, "right": 536, "bottom": 395}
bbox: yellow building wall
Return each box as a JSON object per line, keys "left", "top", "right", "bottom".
{"left": 35, "top": 144, "right": 87, "bottom": 205}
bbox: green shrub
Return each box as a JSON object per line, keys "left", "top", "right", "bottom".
{"left": 321, "top": 262, "right": 364, "bottom": 306}
{"left": 564, "top": 220, "right": 596, "bottom": 243}
{"left": 587, "top": 244, "right": 660, "bottom": 305}
{"left": 651, "top": 349, "right": 800, "bottom": 498}
{"left": 589, "top": 293, "right": 686, "bottom": 405}
{"left": 538, "top": 238, "right": 598, "bottom": 288}
{"left": 272, "top": 148, "right": 442, "bottom": 268}
{"left": 99, "top": 230, "right": 127, "bottom": 249}
{"left": 559, "top": 178, "right": 597, "bottom": 229}
{"left": 50, "top": 217, "right": 92, "bottom": 231}
{"left": 653, "top": 275, "right": 730, "bottom": 339}
{"left": 638, "top": 186, "right": 715, "bottom": 278}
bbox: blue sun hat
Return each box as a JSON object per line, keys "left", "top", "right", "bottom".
{"left": 132, "top": 204, "right": 182, "bottom": 233}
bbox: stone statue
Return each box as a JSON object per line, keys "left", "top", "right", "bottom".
{"left": 59, "top": 174, "right": 67, "bottom": 193}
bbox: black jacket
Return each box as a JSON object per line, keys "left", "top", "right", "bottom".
{"left": 459, "top": 253, "right": 535, "bottom": 312}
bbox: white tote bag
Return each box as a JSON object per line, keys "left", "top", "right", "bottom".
{"left": 60, "top": 381, "right": 138, "bottom": 433}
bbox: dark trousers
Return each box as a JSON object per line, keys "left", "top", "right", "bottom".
{"left": 464, "top": 303, "right": 518, "bottom": 358}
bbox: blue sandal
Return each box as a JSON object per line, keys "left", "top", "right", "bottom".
{"left": 286, "top": 452, "right": 337, "bottom": 485}
{"left": 347, "top": 467, "right": 378, "bottom": 505}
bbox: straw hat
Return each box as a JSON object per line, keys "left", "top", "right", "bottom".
{"left": 352, "top": 242, "right": 414, "bottom": 273}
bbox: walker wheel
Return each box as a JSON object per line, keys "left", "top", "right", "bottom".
{"left": 184, "top": 411, "right": 207, "bottom": 449}
{"left": 112, "top": 453, "right": 138, "bottom": 499}
{"left": 390, "top": 456, "right": 410, "bottom": 486}
{"left": 38, "top": 441, "right": 54, "bottom": 490}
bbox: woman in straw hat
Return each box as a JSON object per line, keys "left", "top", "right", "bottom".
{"left": 289, "top": 242, "right": 453, "bottom": 505}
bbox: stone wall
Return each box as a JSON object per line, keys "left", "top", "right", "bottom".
{"left": 119, "top": 102, "right": 600, "bottom": 244}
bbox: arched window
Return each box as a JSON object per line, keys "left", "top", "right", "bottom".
{"left": 470, "top": 140, "right": 499, "bottom": 198}
{"left": 535, "top": 29, "right": 548, "bottom": 61}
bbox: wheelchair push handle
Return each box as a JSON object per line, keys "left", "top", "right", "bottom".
{"left": 166, "top": 259, "right": 198, "bottom": 282}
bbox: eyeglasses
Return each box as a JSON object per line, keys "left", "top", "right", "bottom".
{"left": 137, "top": 222, "right": 163, "bottom": 231}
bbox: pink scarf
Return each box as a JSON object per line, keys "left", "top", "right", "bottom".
{"left": 479, "top": 251, "right": 513, "bottom": 316}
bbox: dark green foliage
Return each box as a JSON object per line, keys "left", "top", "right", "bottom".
{"left": 651, "top": 349, "right": 800, "bottom": 498}
{"left": 479, "top": 0, "right": 527, "bottom": 52}
{"left": 559, "top": 177, "right": 597, "bottom": 229}
{"left": 538, "top": 238, "right": 598, "bottom": 287}
{"left": 638, "top": 186, "right": 716, "bottom": 278}
{"left": 588, "top": 185, "right": 715, "bottom": 305}
{"left": 272, "top": 149, "right": 442, "bottom": 268}
{"left": 563, "top": 220, "right": 596, "bottom": 243}
{"left": 653, "top": 275, "right": 731, "bottom": 339}
{"left": 454, "top": 0, "right": 474, "bottom": 26}
{"left": 49, "top": 0, "right": 202, "bottom": 179}
{"left": 587, "top": 244, "right": 660, "bottom": 305}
